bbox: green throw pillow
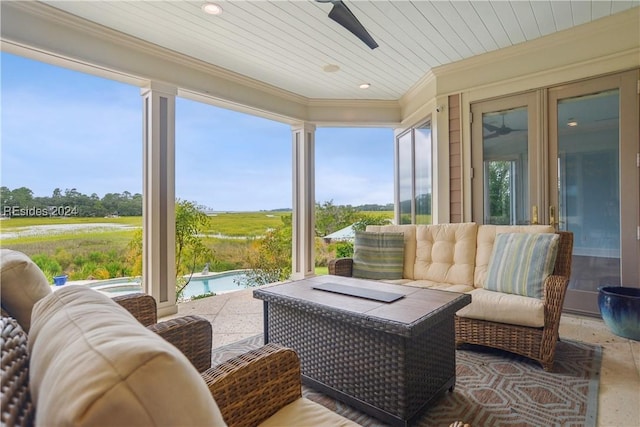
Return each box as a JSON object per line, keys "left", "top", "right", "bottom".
{"left": 485, "top": 233, "right": 560, "bottom": 299}
{"left": 352, "top": 231, "right": 405, "bottom": 280}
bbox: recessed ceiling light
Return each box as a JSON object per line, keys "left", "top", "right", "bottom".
{"left": 323, "top": 64, "right": 340, "bottom": 73}
{"left": 202, "top": 3, "right": 223, "bottom": 15}
{"left": 567, "top": 118, "right": 578, "bottom": 127}
{"left": 359, "top": 83, "right": 371, "bottom": 89}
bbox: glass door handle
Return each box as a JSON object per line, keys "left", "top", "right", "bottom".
{"left": 549, "top": 206, "right": 558, "bottom": 229}
{"left": 531, "top": 205, "right": 538, "bottom": 225}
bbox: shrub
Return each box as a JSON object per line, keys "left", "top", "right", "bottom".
{"left": 92, "top": 267, "right": 110, "bottom": 280}
{"left": 88, "top": 251, "right": 104, "bottom": 264}
{"left": 104, "top": 261, "right": 126, "bottom": 278}
{"left": 335, "top": 241, "right": 354, "bottom": 258}
{"left": 31, "top": 254, "right": 62, "bottom": 281}
{"left": 54, "top": 248, "right": 74, "bottom": 270}
{"left": 314, "top": 237, "right": 332, "bottom": 267}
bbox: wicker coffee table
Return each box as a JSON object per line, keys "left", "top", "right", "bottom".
{"left": 253, "top": 276, "right": 471, "bottom": 426}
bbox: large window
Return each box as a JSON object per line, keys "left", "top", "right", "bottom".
{"left": 396, "top": 121, "right": 432, "bottom": 224}
{"left": 175, "top": 98, "right": 290, "bottom": 212}
{"left": 315, "top": 127, "right": 394, "bottom": 209}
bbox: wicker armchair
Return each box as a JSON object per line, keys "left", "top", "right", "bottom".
{"left": 202, "top": 343, "right": 301, "bottom": 427}
{"left": 2, "top": 298, "right": 353, "bottom": 427}
{"left": 1, "top": 292, "right": 214, "bottom": 427}
{"left": 455, "top": 231, "right": 574, "bottom": 371}
{"left": 112, "top": 293, "right": 213, "bottom": 372}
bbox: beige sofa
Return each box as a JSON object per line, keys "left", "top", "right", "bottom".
{"left": 329, "top": 223, "right": 573, "bottom": 371}
{"left": 1, "top": 249, "right": 358, "bottom": 427}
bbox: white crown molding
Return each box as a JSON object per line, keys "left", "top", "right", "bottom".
{"left": 462, "top": 48, "right": 640, "bottom": 104}
{"left": 398, "top": 69, "right": 437, "bottom": 125}
{"left": 306, "top": 98, "right": 401, "bottom": 127}
{"left": 400, "top": 69, "right": 437, "bottom": 109}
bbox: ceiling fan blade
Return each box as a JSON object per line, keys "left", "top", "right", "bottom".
{"left": 327, "top": 1, "right": 378, "bottom": 49}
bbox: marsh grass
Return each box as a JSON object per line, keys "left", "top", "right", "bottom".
{"left": 0, "top": 214, "right": 272, "bottom": 281}
{"left": 0, "top": 210, "right": 380, "bottom": 281}
{"left": 203, "top": 212, "right": 290, "bottom": 236}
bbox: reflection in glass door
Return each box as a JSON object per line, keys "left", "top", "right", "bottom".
{"left": 557, "top": 91, "right": 620, "bottom": 293}
{"left": 550, "top": 70, "right": 639, "bottom": 315}
{"left": 471, "top": 93, "right": 538, "bottom": 226}
{"left": 482, "top": 108, "right": 529, "bottom": 224}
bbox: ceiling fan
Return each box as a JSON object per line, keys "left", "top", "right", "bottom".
{"left": 316, "top": 0, "right": 379, "bottom": 49}
{"left": 483, "top": 115, "right": 525, "bottom": 139}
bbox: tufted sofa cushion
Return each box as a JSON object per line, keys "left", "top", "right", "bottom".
{"left": 413, "top": 223, "right": 478, "bottom": 286}
{"left": 0, "top": 249, "right": 52, "bottom": 333}
{"left": 28, "top": 286, "right": 227, "bottom": 426}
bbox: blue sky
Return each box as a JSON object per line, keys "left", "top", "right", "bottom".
{"left": 1, "top": 52, "right": 394, "bottom": 211}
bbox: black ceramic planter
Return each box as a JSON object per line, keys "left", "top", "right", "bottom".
{"left": 598, "top": 286, "right": 640, "bottom": 341}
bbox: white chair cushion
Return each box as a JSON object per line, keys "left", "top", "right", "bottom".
{"left": 0, "top": 249, "right": 52, "bottom": 332}
{"left": 259, "top": 398, "right": 359, "bottom": 427}
{"left": 456, "top": 288, "right": 545, "bottom": 328}
{"left": 28, "top": 285, "right": 227, "bottom": 426}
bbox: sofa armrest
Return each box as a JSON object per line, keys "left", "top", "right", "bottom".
{"left": 112, "top": 292, "right": 157, "bottom": 326}
{"left": 328, "top": 258, "right": 354, "bottom": 277}
{"left": 543, "top": 275, "right": 569, "bottom": 328}
{"left": 1, "top": 316, "right": 34, "bottom": 427}
{"left": 148, "top": 315, "right": 213, "bottom": 372}
{"left": 201, "top": 343, "right": 302, "bottom": 427}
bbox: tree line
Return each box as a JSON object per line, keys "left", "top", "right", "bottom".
{"left": 1, "top": 186, "right": 394, "bottom": 219}
{"left": 0, "top": 186, "right": 143, "bottom": 217}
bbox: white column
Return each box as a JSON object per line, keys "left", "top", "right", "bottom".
{"left": 141, "top": 82, "right": 177, "bottom": 316}
{"left": 291, "top": 123, "right": 316, "bottom": 279}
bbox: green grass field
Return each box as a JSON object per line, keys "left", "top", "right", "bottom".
{"left": 0, "top": 210, "right": 392, "bottom": 281}
{"left": 203, "top": 211, "right": 290, "bottom": 236}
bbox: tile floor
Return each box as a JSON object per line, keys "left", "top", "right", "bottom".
{"left": 168, "top": 287, "right": 640, "bottom": 427}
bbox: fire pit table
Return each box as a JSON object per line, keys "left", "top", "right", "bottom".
{"left": 253, "top": 276, "right": 471, "bottom": 426}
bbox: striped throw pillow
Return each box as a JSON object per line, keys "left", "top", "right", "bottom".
{"left": 352, "top": 231, "right": 405, "bottom": 280}
{"left": 485, "top": 233, "right": 560, "bottom": 299}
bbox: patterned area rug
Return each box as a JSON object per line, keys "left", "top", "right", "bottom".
{"left": 211, "top": 335, "right": 601, "bottom": 427}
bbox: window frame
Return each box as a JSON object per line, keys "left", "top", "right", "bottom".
{"left": 395, "top": 119, "right": 433, "bottom": 225}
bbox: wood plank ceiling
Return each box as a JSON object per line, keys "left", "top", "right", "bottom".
{"left": 41, "top": 0, "right": 639, "bottom": 101}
